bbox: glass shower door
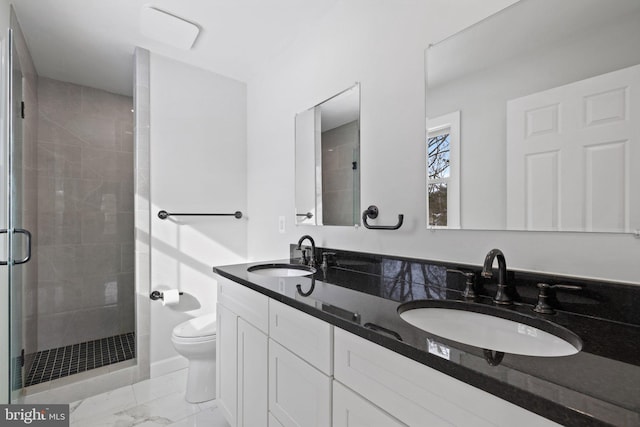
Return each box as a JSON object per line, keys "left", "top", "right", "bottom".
{"left": 5, "top": 27, "right": 31, "bottom": 402}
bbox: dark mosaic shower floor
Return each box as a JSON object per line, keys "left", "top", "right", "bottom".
{"left": 24, "top": 332, "right": 136, "bottom": 387}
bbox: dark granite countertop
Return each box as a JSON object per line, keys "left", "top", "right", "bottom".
{"left": 212, "top": 247, "right": 640, "bottom": 427}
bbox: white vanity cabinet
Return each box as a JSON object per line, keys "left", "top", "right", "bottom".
{"left": 269, "top": 412, "right": 285, "bottom": 427}
{"left": 333, "top": 380, "right": 407, "bottom": 427}
{"left": 269, "top": 339, "right": 332, "bottom": 426}
{"left": 216, "top": 274, "right": 561, "bottom": 427}
{"left": 268, "top": 299, "right": 333, "bottom": 374}
{"left": 268, "top": 299, "right": 333, "bottom": 427}
{"left": 216, "top": 276, "right": 269, "bottom": 427}
{"left": 334, "top": 328, "right": 560, "bottom": 427}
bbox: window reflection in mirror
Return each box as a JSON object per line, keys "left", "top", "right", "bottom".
{"left": 427, "top": 127, "right": 449, "bottom": 227}
{"left": 426, "top": 0, "right": 640, "bottom": 233}
{"left": 295, "top": 83, "right": 360, "bottom": 226}
{"left": 426, "top": 112, "right": 460, "bottom": 229}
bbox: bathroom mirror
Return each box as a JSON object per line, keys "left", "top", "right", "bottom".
{"left": 426, "top": 0, "right": 640, "bottom": 233}
{"left": 295, "top": 83, "right": 360, "bottom": 226}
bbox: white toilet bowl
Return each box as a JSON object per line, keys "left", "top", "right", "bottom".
{"left": 171, "top": 314, "right": 217, "bottom": 403}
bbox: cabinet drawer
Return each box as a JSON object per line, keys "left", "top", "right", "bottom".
{"left": 334, "top": 328, "right": 559, "bottom": 427}
{"left": 269, "top": 339, "right": 332, "bottom": 427}
{"left": 269, "top": 299, "right": 333, "bottom": 375}
{"left": 333, "top": 380, "right": 407, "bottom": 427}
{"left": 216, "top": 275, "right": 269, "bottom": 333}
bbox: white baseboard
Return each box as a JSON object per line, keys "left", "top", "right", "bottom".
{"left": 150, "top": 355, "right": 188, "bottom": 378}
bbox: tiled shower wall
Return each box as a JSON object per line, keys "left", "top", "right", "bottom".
{"left": 12, "top": 9, "right": 39, "bottom": 370}
{"left": 321, "top": 121, "right": 359, "bottom": 225}
{"left": 36, "top": 77, "right": 134, "bottom": 350}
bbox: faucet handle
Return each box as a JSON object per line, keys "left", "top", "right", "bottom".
{"left": 321, "top": 252, "right": 337, "bottom": 268}
{"left": 447, "top": 269, "right": 477, "bottom": 299}
{"left": 534, "top": 283, "right": 554, "bottom": 314}
{"left": 550, "top": 283, "right": 583, "bottom": 291}
{"left": 322, "top": 252, "right": 337, "bottom": 261}
{"left": 447, "top": 268, "right": 474, "bottom": 278}
{"left": 534, "top": 283, "right": 583, "bottom": 314}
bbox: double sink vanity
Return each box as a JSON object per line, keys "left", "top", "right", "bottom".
{"left": 213, "top": 242, "right": 640, "bottom": 427}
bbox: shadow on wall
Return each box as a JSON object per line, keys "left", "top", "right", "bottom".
{"left": 143, "top": 205, "right": 247, "bottom": 365}
{"left": 142, "top": 212, "right": 246, "bottom": 315}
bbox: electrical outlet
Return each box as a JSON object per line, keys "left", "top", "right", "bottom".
{"left": 278, "top": 216, "right": 286, "bottom": 233}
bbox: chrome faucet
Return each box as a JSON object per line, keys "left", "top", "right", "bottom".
{"left": 481, "top": 248, "right": 511, "bottom": 305}
{"left": 297, "top": 235, "right": 316, "bottom": 267}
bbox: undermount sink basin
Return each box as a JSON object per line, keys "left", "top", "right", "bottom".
{"left": 398, "top": 300, "right": 582, "bottom": 357}
{"left": 247, "top": 263, "right": 316, "bottom": 277}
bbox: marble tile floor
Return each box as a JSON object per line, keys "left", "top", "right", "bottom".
{"left": 67, "top": 369, "right": 230, "bottom": 427}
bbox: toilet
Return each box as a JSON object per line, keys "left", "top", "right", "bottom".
{"left": 171, "top": 313, "right": 217, "bottom": 403}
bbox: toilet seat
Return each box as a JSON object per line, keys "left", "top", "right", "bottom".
{"left": 171, "top": 334, "right": 216, "bottom": 344}
{"left": 172, "top": 314, "right": 217, "bottom": 340}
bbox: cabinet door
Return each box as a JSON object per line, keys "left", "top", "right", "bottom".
{"left": 217, "top": 304, "right": 238, "bottom": 427}
{"left": 237, "top": 318, "right": 268, "bottom": 427}
{"left": 333, "top": 381, "right": 407, "bottom": 427}
{"left": 269, "top": 339, "right": 332, "bottom": 427}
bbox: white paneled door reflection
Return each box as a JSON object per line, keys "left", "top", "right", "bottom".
{"left": 506, "top": 64, "right": 640, "bottom": 232}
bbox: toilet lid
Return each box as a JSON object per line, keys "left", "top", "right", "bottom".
{"left": 172, "top": 314, "right": 217, "bottom": 338}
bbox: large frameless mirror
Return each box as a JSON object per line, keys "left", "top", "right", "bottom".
{"left": 295, "top": 83, "right": 360, "bottom": 226}
{"left": 426, "top": 0, "right": 640, "bottom": 233}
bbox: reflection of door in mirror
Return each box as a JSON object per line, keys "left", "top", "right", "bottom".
{"left": 506, "top": 64, "right": 640, "bottom": 232}
{"left": 295, "top": 84, "right": 360, "bottom": 226}
{"left": 425, "top": 0, "right": 640, "bottom": 233}
{"left": 426, "top": 112, "right": 460, "bottom": 229}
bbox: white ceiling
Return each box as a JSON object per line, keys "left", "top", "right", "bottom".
{"left": 11, "top": 0, "right": 341, "bottom": 96}
{"left": 428, "top": 0, "right": 640, "bottom": 89}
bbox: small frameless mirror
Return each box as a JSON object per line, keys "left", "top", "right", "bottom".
{"left": 295, "top": 83, "right": 361, "bottom": 226}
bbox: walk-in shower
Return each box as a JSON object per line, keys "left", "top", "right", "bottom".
{"left": 23, "top": 75, "right": 136, "bottom": 388}
{"left": 3, "top": 10, "right": 136, "bottom": 400}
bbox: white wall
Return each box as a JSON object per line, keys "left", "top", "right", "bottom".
{"left": 149, "top": 54, "right": 247, "bottom": 372}
{"left": 246, "top": 0, "right": 640, "bottom": 284}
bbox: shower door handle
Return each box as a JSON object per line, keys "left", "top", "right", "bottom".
{"left": 14, "top": 229, "right": 32, "bottom": 265}
{"left": 0, "top": 229, "right": 6, "bottom": 265}
{"left": 0, "top": 228, "right": 32, "bottom": 265}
